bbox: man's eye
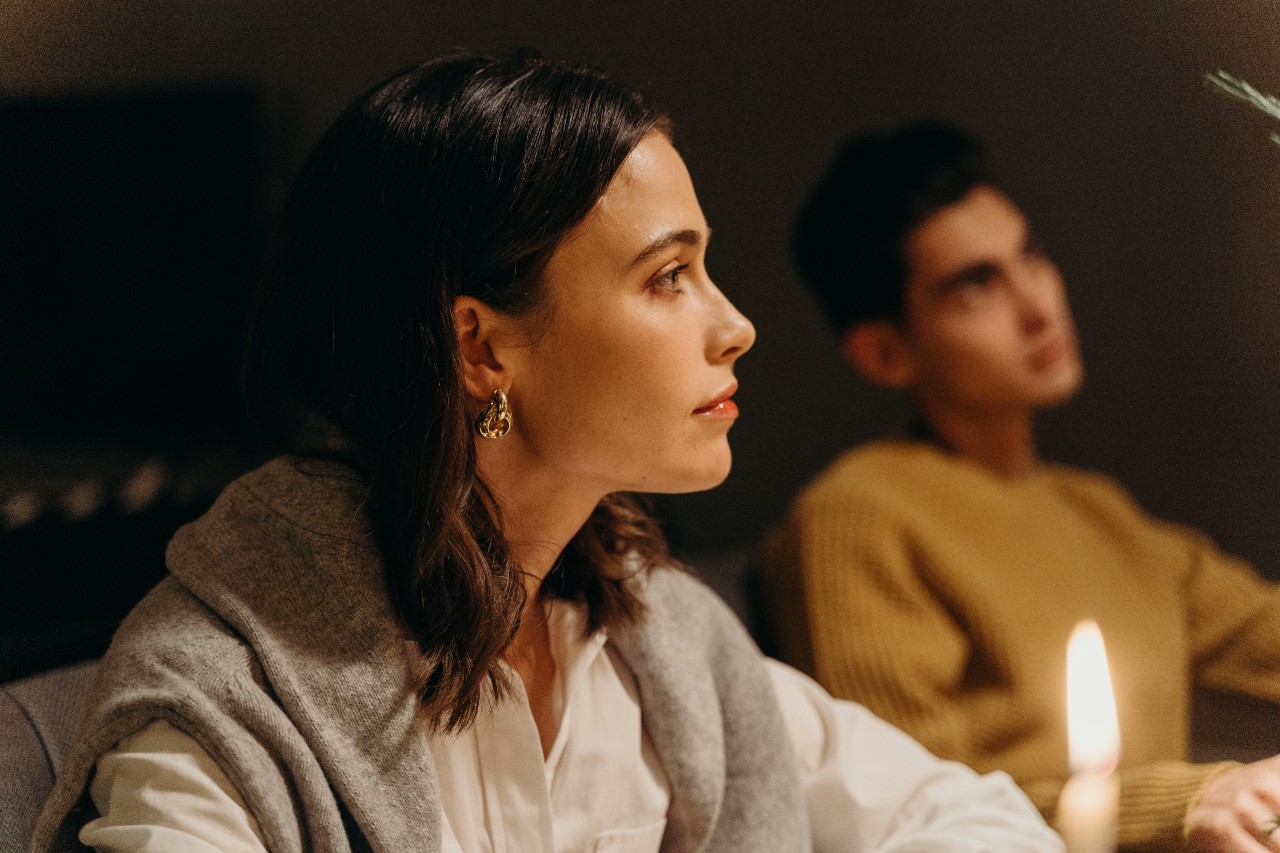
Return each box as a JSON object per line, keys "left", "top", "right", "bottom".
{"left": 953, "top": 275, "right": 993, "bottom": 294}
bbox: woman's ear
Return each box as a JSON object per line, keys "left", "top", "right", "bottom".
{"left": 453, "top": 296, "right": 508, "bottom": 402}
{"left": 839, "top": 321, "right": 919, "bottom": 390}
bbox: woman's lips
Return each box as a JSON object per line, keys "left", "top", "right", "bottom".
{"left": 694, "top": 382, "right": 739, "bottom": 417}
{"left": 693, "top": 398, "right": 739, "bottom": 418}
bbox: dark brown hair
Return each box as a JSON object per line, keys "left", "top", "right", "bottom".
{"left": 243, "top": 51, "right": 673, "bottom": 731}
{"left": 792, "top": 119, "right": 992, "bottom": 332}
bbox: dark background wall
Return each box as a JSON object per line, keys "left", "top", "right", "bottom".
{"left": 4, "top": 0, "right": 1280, "bottom": 584}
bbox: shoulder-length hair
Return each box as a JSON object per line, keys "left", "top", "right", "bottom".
{"left": 243, "top": 51, "right": 674, "bottom": 731}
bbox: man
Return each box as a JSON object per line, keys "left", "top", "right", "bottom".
{"left": 762, "top": 119, "right": 1280, "bottom": 852}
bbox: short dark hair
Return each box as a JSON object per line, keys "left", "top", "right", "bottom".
{"left": 243, "top": 51, "right": 671, "bottom": 732}
{"left": 791, "top": 119, "right": 992, "bottom": 333}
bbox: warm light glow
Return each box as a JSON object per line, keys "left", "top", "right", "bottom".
{"left": 1066, "top": 619, "right": 1119, "bottom": 774}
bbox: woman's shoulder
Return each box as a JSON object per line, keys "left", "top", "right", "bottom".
{"left": 625, "top": 566, "right": 757, "bottom": 662}
{"left": 189, "top": 454, "right": 372, "bottom": 546}
{"left": 82, "top": 577, "right": 277, "bottom": 761}
{"left": 30, "top": 578, "right": 288, "bottom": 853}
{"left": 640, "top": 566, "right": 736, "bottom": 622}
{"left": 102, "top": 576, "right": 264, "bottom": 693}
{"left": 163, "top": 456, "right": 394, "bottom": 660}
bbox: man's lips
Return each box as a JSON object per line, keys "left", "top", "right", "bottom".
{"left": 694, "top": 382, "right": 739, "bottom": 417}
{"left": 1030, "top": 336, "right": 1071, "bottom": 371}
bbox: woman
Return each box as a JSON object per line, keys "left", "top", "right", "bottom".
{"left": 32, "top": 52, "right": 1060, "bottom": 852}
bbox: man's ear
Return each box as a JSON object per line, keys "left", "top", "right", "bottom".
{"left": 839, "top": 321, "right": 919, "bottom": 390}
{"left": 453, "top": 296, "right": 509, "bottom": 402}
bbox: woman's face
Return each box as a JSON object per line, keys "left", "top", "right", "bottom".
{"left": 497, "top": 132, "right": 755, "bottom": 497}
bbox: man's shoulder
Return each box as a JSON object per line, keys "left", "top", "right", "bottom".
{"left": 1037, "top": 460, "right": 1155, "bottom": 527}
{"left": 793, "top": 438, "right": 957, "bottom": 509}
{"left": 801, "top": 441, "right": 1135, "bottom": 502}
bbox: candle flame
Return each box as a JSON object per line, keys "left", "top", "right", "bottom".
{"left": 1066, "top": 619, "right": 1120, "bottom": 774}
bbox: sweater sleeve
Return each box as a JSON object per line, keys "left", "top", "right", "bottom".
{"left": 762, "top": 488, "right": 976, "bottom": 764}
{"left": 1061, "top": 473, "right": 1280, "bottom": 702}
{"left": 1172, "top": 522, "right": 1280, "bottom": 702}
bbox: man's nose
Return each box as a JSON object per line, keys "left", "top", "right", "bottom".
{"left": 1014, "top": 276, "right": 1053, "bottom": 334}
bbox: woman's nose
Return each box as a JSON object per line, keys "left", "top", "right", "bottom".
{"left": 708, "top": 282, "right": 756, "bottom": 363}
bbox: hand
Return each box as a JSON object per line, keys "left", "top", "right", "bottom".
{"left": 1186, "top": 757, "right": 1280, "bottom": 852}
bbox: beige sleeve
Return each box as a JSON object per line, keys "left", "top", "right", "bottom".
{"left": 763, "top": 490, "right": 976, "bottom": 763}
{"left": 79, "top": 720, "right": 268, "bottom": 853}
{"left": 1173, "top": 523, "right": 1280, "bottom": 703}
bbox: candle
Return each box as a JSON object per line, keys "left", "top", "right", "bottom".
{"left": 1059, "top": 774, "right": 1118, "bottom": 853}
{"left": 1058, "top": 620, "right": 1119, "bottom": 853}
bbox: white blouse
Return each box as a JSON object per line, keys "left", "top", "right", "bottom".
{"left": 80, "top": 599, "right": 1062, "bottom": 853}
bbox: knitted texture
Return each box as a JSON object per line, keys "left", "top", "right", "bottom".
{"left": 34, "top": 456, "right": 808, "bottom": 853}
{"left": 762, "top": 438, "right": 1280, "bottom": 852}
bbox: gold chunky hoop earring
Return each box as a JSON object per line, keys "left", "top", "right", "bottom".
{"left": 474, "top": 389, "right": 512, "bottom": 439}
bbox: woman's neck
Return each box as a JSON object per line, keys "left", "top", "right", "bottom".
{"left": 475, "top": 444, "right": 603, "bottom": 599}
{"left": 915, "top": 401, "right": 1038, "bottom": 478}
{"left": 475, "top": 449, "right": 599, "bottom": 757}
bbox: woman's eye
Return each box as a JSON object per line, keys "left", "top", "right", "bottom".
{"left": 651, "top": 264, "right": 688, "bottom": 294}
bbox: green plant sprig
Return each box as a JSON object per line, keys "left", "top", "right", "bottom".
{"left": 1206, "top": 70, "right": 1280, "bottom": 147}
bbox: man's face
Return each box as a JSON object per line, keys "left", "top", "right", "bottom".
{"left": 896, "top": 184, "right": 1083, "bottom": 415}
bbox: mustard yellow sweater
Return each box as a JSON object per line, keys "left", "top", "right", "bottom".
{"left": 762, "top": 438, "right": 1280, "bottom": 852}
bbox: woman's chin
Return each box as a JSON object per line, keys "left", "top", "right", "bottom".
{"left": 646, "top": 452, "right": 734, "bottom": 495}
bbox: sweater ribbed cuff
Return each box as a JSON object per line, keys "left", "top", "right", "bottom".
{"left": 1116, "top": 761, "right": 1241, "bottom": 852}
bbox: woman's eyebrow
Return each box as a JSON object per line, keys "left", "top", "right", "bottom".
{"left": 625, "top": 228, "right": 704, "bottom": 271}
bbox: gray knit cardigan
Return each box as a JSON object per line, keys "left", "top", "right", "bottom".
{"left": 31, "top": 457, "right": 810, "bottom": 852}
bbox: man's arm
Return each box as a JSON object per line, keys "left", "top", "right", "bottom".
{"left": 761, "top": 491, "right": 978, "bottom": 763}
{"left": 1178, "top": 521, "right": 1280, "bottom": 703}
{"left": 1145, "top": 516, "right": 1280, "bottom": 851}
